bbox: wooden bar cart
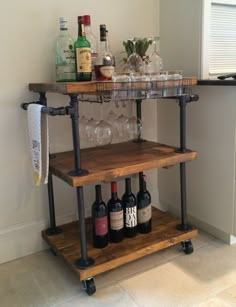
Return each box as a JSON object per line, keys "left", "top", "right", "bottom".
{"left": 22, "top": 77, "right": 199, "bottom": 295}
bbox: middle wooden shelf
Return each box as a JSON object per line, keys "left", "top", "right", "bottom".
{"left": 49, "top": 140, "right": 197, "bottom": 187}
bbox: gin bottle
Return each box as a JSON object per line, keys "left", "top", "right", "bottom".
{"left": 55, "top": 17, "right": 76, "bottom": 82}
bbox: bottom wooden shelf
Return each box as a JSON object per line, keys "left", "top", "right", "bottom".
{"left": 42, "top": 208, "right": 198, "bottom": 281}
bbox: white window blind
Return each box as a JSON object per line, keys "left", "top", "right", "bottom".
{"left": 209, "top": 2, "right": 236, "bottom": 75}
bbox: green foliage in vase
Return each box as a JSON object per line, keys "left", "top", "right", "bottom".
{"left": 123, "top": 37, "right": 154, "bottom": 62}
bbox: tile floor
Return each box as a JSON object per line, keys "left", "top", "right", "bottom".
{"left": 1, "top": 231, "right": 236, "bottom": 307}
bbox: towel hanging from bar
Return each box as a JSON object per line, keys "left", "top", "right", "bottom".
{"left": 27, "top": 104, "right": 49, "bottom": 186}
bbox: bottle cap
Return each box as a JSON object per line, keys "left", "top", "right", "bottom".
{"left": 83, "top": 15, "right": 91, "bottom": 25}
{"left": 100, "top": 24, "right": 107, "bottom": 41}
{"left": 111, "top": 181, "right": 117, "bottom": 193}
{"left": 59, "top": 17, "right": 67, "bottom": 23}
{"left": 100, "top": 24, "right": 106, "bottom": 30}
{"left": 77, "top": 16, "right": 84, "bottom": 24}
{"left": 59, "top": 17, "right": 67, "bottom": 29}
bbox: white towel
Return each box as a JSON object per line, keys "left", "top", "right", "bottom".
{"left": 27, "top": 104, "right": 49, "bottom": 186}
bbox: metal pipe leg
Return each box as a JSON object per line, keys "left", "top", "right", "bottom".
{"left": 176, "top": 95, "right": 192, "bottom": 231}
{"left": 135, "top": 99, "right": 145, "bottom": 143}
{"left": 38, "top": 92, "right": 62, "bottom": 236}
{"left": 68, "top": 94, "right": 88, "bottom": 177}
{"left": 45, "top": 173, "right": 63, "bottom": 235}
{"left": 176, "top": 163, "right": 192, "bottom": 231}
{"left": 75, "top": 186, "right": 95, "bottom": 269}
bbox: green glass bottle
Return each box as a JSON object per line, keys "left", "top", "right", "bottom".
{"left": 74, "top": 16, "right": 92, "bottom": 81}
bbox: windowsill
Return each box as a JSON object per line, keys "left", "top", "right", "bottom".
{"left": 197, "top": 79, "right": 236, "bottom": 86}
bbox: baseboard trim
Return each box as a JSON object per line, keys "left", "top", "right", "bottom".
{"left": 167, "top": 204, "right": 235, "bottom": 245}
{"left": 0, "top": 212, "right": 76, "bottom": 265}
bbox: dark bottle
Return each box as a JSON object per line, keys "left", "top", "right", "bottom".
{"left": 137, "top": 174, "right": 152, "bottom": 234}
{"left": 122, "top": 178, "right": 137, "bottom": 238}
{"left": 95, "top": 24, "right": 115, "bottom": 81}
{"left": 108, "top": 182, "right": 124, "bottom": 243}
{"left": 74, "top": 16, "right": 92, "bottom": 81}
{"left": 92, "top": 185, "right": 108, "bottom": 248}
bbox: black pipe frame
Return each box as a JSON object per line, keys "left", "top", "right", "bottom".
{"left": 39, "top": 92, "right": 62, "bottom": 236}
{"left": 176, "top": 94, "right": 193, "bottom": 231}
{"left": 68, "top": 94, "right": 94, "bottom": 269}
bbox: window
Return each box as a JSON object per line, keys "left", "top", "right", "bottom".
{"left": 201, "top": 0, "right": 236, "bottom": 78}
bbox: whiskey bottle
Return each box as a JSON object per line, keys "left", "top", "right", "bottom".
{"left": 95, "top": 24, "right": 115, "bottom": 81}
{"left": 84, "top": 15, "right": 98, "bottom": 79}
{"left": 74, "top": 16, "right": 92, "bottom": 81}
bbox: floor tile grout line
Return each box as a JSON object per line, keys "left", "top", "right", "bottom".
{"left": 31, "top": 272, "right": 51, "bottom": 307}
{"left": 104, "top": 242, "right": 211, "bottom": 286}
{"left": 117, "top": 282, "right": 142, "bottom": 307}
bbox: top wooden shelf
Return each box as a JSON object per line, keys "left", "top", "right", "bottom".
{"left": 49, "top": 141, "right": 197, "bottom": 187}
{"left": 29, "top": 77, "right": 198, "bottom": 95}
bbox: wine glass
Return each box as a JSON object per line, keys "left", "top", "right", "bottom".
{"left": 126, "top": 38, "right": 143, "bottom": 78}
{"left": 127, "top": 116, "right": 143, "bottom": 141}
{"left": 85, "top": 117, "right": 99, "bottom": 146}
{"left": 113, "top": 114, "right": 130, "bottom": 142}
{"left": 79, "top": 115, "right": 89, "bottom": 147}
{"left": 94, "top": 120, "right": 113, "bottom": 146}
{"left": 149, "top": 36, "right": 163, "bottom": 76}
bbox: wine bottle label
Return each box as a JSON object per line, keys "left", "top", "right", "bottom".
{"left": 100, "top": 66, "right": 114, "bottom": 79}
{"left": 76, "top": 47, "right": 92, "bottom": 73}
{"left": 125, "top": 207, "right": 137, "bottom": 227}
{"left": 95, "top": 216, "right": 108, "bottom": 236}
{"left": 110, "top": 211, "right": 124, "bottom": 230}
{"left": 138, "top": 204, "right": 152, "bottom": 224}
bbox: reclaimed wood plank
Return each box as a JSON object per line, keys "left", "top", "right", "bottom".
{"left": 49, "top": 141, "right": 197, "bottom": 187}
{"left": 42, "top": 208, "right": 198, "bottom": 280}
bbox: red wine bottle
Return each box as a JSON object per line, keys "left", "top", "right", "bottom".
{"left": 122, "top": 178, "right": 137, "bottom": 238}
{"left": 92, "top": 185, "right": 108, "bottom": 248}
{"left": 137, "top": 175, "right": 152, "bottom": 234}
{"left": 108, "top": 182, "right": 124, "bottom": 243}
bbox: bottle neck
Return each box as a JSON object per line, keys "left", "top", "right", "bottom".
{"left": 125, "top": 178, "right": 131, "bottom": 194}
{"left": 100, "top": 40, "right": 107, "bottom": 52}
{"left": 78, "top": 23, "right": 85, "bottom": 37}
{"left": 60, "top": 27, "right": 68, "bottom": 35}
{"left": 106, "top": 31, "right": 111, "bottom": 52}
{"left": 111, "top": 182, "right": 118, "bottom": 200}
{"left": 140, "top": 177, "right": 147, "bottom": 192}
{"left": 84, "top": 24, "right": 91, "bottom": 35}
{"left": 95, "top": 185, "right": 102, "bottom": 202}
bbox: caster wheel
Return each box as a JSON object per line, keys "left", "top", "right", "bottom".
{"left": 181, "top": 239, "right": 194, "bottom": 255}
{"left": 83, "top": 278, "right": 96, "bottom": 296}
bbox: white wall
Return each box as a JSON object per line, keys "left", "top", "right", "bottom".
{"left": 159, "top": 0, "right": 236, "bottom": 243}
{"left": 0, "top": 0, "right": 160, "bottom": 263}
{"left": 160, "top": 0, "right": 202, "bottom": 77}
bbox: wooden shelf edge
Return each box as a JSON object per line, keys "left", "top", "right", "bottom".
{"left": 49, "top": 141, "right": 198, "bottom": 187}
{"left": 74, "top": 229, "right": 197, "bottom": 280}
{"left": 42, "top": 208, "right": 198, "bottom": 281}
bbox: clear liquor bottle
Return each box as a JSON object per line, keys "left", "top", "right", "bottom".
{"left": 55, "top": 17, "right": 76, "bottom": 82}
{"left": 95, "top": 24, "right": 115, "bottom": 81}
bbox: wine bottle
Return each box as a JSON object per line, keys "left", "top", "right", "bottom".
{"left": 55, "top": 17, "right": 76, "bottom": 82}
{"left": 137, "top": 174, "right": 152, "bottom": 234}
{"left": 74, "top": 16, "right": 92, "bottom": 81}
{"left": 92, "top": 185, "right": 108, "bottom": 248}
{"left": 95, "top": 24, "right": 115, "bottom": 81}
{"left": 108, "top": 181, "right": 124, "bottom": 243}
{"left": 84, "top": 15, "right": 98, "bottom": 79}
{"left": 122, "top": 178, "right": 137, "bottom": 237}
